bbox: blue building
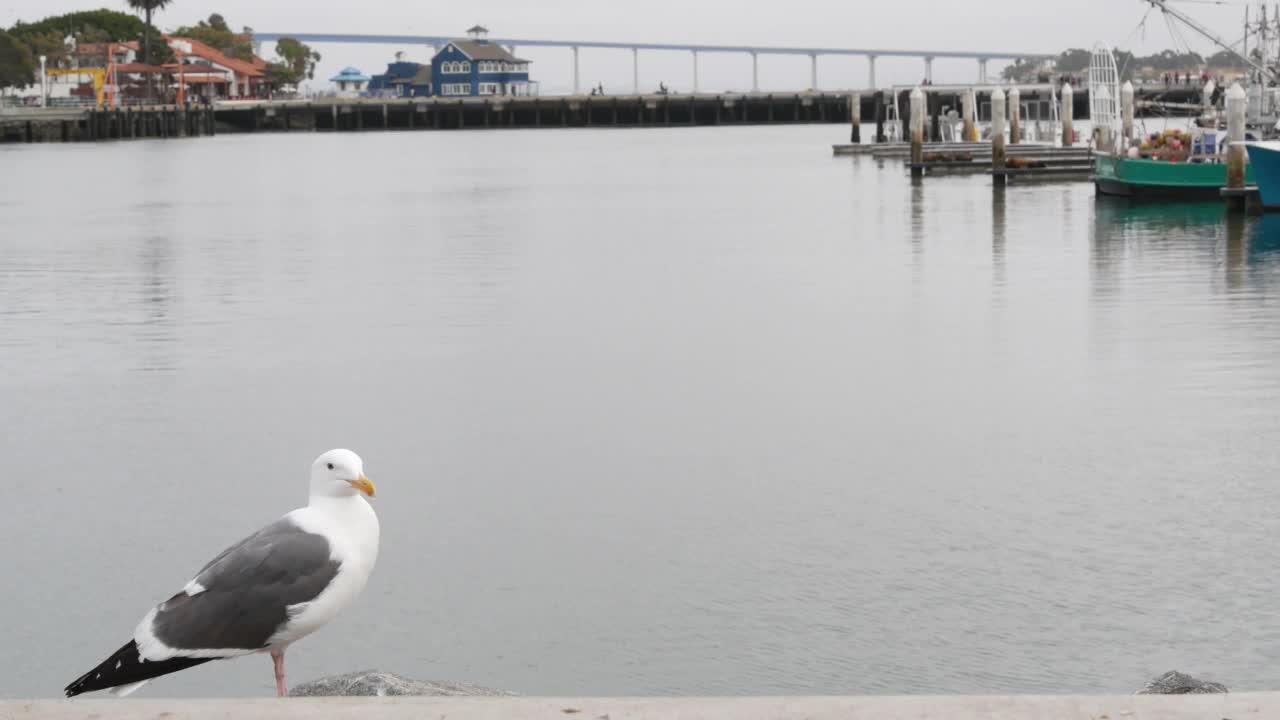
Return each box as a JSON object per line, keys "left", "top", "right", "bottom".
{"left": 430, "top": 26, "right": 535, "bottom": 97}
{"left": 368, "top": 58, "right": 432, "bottom": 98}
{"left": 329, "top": 67, "right": 371, "bottom": 98}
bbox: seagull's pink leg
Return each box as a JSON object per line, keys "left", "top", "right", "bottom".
{"left": 270, "top": 649, "right": 288, "bottom": 697}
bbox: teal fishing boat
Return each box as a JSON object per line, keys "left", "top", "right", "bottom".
{"left": 1093, "top": 154, "right": 1254, "bottom": 200}
{"left": 1244, "top": 141, "right": 1280, "bottom": 209}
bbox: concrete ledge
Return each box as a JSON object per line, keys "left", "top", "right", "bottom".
{"left": 4, "top": 694, "right": 1277, "bottom": 719}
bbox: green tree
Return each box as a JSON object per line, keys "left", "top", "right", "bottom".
{"left": 0, "top": 30, "right": 37, "bottom": 91}
{"left": 9, "top": 9, "right": 145, "bottom": 43}
{"left": 173, "top": 14, "right": 254, "bottom": 61}
{"left": 1206, "top": 50, "right": 1247, "bottom": 69}
{"left": 270, "top": 37, "right": 320, "bottom": 85}
{"left": 141, "top": 25, "right": 174, "bottom": 65}
{"left": 21, "top": 30, "right": 70, "bottom": 69}
{"left": 1055, "top": 49, "right": 1093, "bottom": 74}
{"left": 125, "top": 0, "right": 172, "bottom": 66}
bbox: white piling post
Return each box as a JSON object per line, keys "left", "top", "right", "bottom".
{"left": 910, "top": 86, "right": 926, "bottom": 175}
{"left": 992, "top": 88, "right": 1007, "bottom": 180}
{"left": 751, "top": 52, "right": 759, "bottom": 92}
{"left": 850, "top": 91, "right": 861, "bottom": 143}
{"left": 1008, "top": 87, "right": 1021, "bottom": 144}
{"left": 692, "top": 50, "right": 699, "bottom": 94}
{"left": 962, "top": 88, "right": 977, "bottom": 143}
{"left": 572, "top": 46, "right": 580, "bottom": 94}
{"left": 1121, "top": 80, "right": 1134, "bottom": 150}
{"left": 868, "top": 55, "right": 877, "bottom": 89}
{"left": 1061, "top": 82, "right": 1074, "bottom": 147}
{"left": 1227, "top": 82, "right": 1248, "bottom": 192}
{"left": 632, "top": 48, "right": 639, "bottom": 94}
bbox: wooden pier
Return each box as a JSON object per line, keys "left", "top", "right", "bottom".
{"left": 0, "top": 84, "right": 1214, "bottom": 144}
{"left": 0, "top": 92, "right": 852, "bottom": 143}
{"left": 0, "top": 105, "right": 216, "bottom": 143}
{"left": 834, "top": 141, "right": 1093, "bottom": 181}
{"left": 211, "top": 93, "right": 852, "bottom": 133}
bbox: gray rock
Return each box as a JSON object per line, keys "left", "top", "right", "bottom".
{"left": 290, "top": 670, "right": 515, "bottom": 697}
{"left": 1136, "top": 670, "right": 1228, "bottom": 695}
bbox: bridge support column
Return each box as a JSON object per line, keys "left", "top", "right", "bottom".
{"left": 751, "top": 52, "right": 758, "bottom": 92}
{"left": 868, "top": 55, "right": 877, "bottom": 90}
{"left": 692, "top": 50, "right": 699, "bottom": 94}
{"left": 572, "top": 45, "right": 580, "bottom": 94}
{"left": 810, "top": 53, "right": 818, "bottom": 91}
{"left": 978, "top": 58, "right": 988, "bottom": 84}
{"left": 632, "top": 48, "right": 639, "bottom": 94}
{"left": 924, "top": 56, "right": 934, "bottom": 84}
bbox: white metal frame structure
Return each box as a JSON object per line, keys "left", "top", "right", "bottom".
{"left": 1088, "top": 44, "right": 1121, "bottom": 144}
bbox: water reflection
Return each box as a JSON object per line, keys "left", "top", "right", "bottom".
{"left": 1251, "top": 214, "right": 1280, "bottom": 261}
{"left": 910, "top": 177, "right": 925, "bottom": 276}
{"left": 991, "top": 187, "right": 1007, "bottom": 295}
{"left": 133, "top": 233, "right": 177, "bottom": 373}
{"left": 1226, "top": 212, "right": 1248, "bottom": 291}
{"left": 1091, "top": 198, "right": 1280, "bottom": 296}
{"left": 7, "top": 129, "right": 1280, "bottom": 699}
{"left": 1092, "top": 197, "right": 1227, "bottom": 241}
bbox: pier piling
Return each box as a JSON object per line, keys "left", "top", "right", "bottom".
{"left": 1121, "top": 81, "right": 1134, "bottom": 151}
{"left": 874, "top": 91, "right": 886, "bottom": 142}
{"left": 991, "top": 88, "right": 1007, "bottom": 186}
{"left": 1226, "top": 82, "right": 1248, "bottom": 210}
{"left": 1061, "top": 82, "right": 1074, "bottom": 147}
{"left": 909, "top": 87, "right": 925, "bottom": 176}
{"left": 1008, "top": 88, "right": 1021, "bottom": 145}
{"left": 962, "top": 88, "right": 976, "bottom": 143}
{"left": 850, "top": 92, "right": 861, "bottom": 143}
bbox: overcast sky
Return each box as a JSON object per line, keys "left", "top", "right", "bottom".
{"left": 0, "top": 0, "right": 1258, "bottom": 92}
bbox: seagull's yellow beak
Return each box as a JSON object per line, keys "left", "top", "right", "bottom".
{"left": 347, "top": 474, "right": 376, "bottom": 498}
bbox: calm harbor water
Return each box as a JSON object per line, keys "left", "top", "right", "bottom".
{"left": 3, "top": 127, "right": 1280, "bottom": 698}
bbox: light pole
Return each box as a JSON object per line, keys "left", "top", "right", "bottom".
{"left": 39, "top": 55, "right": 47, "bottom": 107}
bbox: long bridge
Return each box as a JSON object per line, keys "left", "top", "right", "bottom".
{"left": 253, "top": 32, "right": 1053, "bottom": 93}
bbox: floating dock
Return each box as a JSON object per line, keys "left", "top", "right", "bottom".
{"left": 834, "top": 141, "right": 1094, "bottom": 181}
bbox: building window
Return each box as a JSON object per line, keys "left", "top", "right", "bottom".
{"left": 478, "top": 83, "right": 499, "bottom": 95}
{"left": 441, "top": 83, "right": 471, "bottom": 95}
{"left": 461, "top": 62, "right": 471, "bottom": 73}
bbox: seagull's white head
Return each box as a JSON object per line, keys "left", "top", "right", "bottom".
{"left": 310, "top": 449, "right": 376, "bottom": 500}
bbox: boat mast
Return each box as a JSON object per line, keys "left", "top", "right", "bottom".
{"left": 1142, "top": 0, "right": 1278, "bottom": 82}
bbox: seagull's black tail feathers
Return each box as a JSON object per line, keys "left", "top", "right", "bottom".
{"left": 64, "top": 640, "right": 215, "bottom": 697}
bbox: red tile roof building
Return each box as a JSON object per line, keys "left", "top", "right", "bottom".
{"left": 166, "top": 36, "right": 265, "bottom": 97}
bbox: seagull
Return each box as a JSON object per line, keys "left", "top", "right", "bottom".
{"left": 64, "top": 449, "right": 379, "bottom": 698}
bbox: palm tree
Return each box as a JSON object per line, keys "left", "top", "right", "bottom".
{"left": 126, "top": 0, "right": 171, "bottom": 66}
{"left": 126, "top": 0, "right": 171, "bottom": 100}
